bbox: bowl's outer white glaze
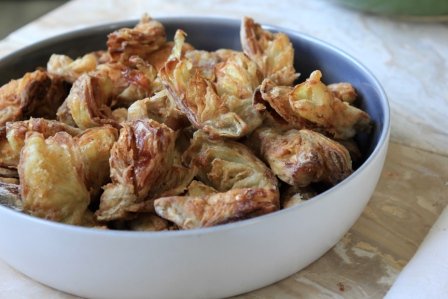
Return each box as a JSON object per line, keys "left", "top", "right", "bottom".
{"left": 0, "top": 18, "right": 390, "bottom": 299}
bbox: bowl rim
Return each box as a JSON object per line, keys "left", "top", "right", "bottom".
{"left": 0, "top": 16, "right": 390, "bottom": 238}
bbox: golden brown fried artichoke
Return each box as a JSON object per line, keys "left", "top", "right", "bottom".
{"left": 328, "top": 82, "right": 358, "bottom": 104}
{"left": 76, "top": 126, "right": 118, "bottom": 198}
{"left": 0, "top": 70, "right": 69, "bottom": 126}
{"left": 160, "top": 30, "right": 263, "bottom": 138}
{"left": 260, "top": 70, "right": 371, "bottom": 139}
{"left": 47, "top": 53, "right": 98, "bottom": 83}
{"left": 250, "top": 127, "right": 352, "bottom": 187}
{"left": 127, "top": 89, "right": 189, "bottom": 130}
{"left": 65, "top": 73, "right": 117, "bottom": 129}
{"left": 6, "top": 118, "right": 82, "bottom": 156}
{"left": 183, "top": 130, "right": 278, "bottom": 191}
{"left": 154, "top": 131, "right": 280, "bottom": 229}
{"left": 241, "top": 16, "right": 298, "bottom": 86}
{"left": 96, "top": 119, "right": 176, "bottom": 221}
{"left": 107, "top": 15, "right": 166, "bottom": 62}
{"left": 155, "top": 187, "right": 279, "bottom": 229}
{"left": 19, "top": 132, "right": 91, "bottom": 225}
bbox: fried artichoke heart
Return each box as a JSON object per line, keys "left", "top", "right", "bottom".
{"left": 127, "top": 89, "right": 189, "bottom": 130}
{"left": 96, "top": 119, "right": 176, "bottom": 221}
{"left": 147, "top": 41, "right": 194, "bottom": 72}
{"left": 0, "top": 127, "right": 19, "bottom": 168}
{"left": 107, "top": 15, "right": 166, "bottom": 62}
{"left": 154, "top": 131, "right": 279, "bottom": 229}
{"left": 260, "top": 70, "right": 371, "bottom": 139}
{"left": 0, "top": 70, "right": 69, "bottom": 126}
{"left": 160, "top": 30, "right": 263, "bottom": 138}
{"left": 65, "top": 73, "right": 117, "bottom": 129}
{"left": 186, "top": 180, "right": 217, "bottom": 197}
{"left": 19, "top": 132, "right": 91, "bottom": 225}
{"left": 76, "top": 126, "right": 118, "bottom": 198}
{"left": 241, "top": 17, "right": 297, "bottom": 86}
{"left": 185, "top": 49, "right": 237, "bottom": 81}
{"left": 95, "top": 56, "right": 159, "bottom": 108}
{"left": 328, "top": 82, "right": 358, "bottom": 104}
{"left": 250, "top": 127, "right": 352, "bottom": 186}
{"left": 47, "top": 53, "right": 98, "bottom": 83}
{"left": 184, "top": 131, "right": 278, "bottom": 191}
{"left": 6, "top": 118, "right": 81, "bottom": 154}
{"left": 155, "top": 188, "right": 278, "bottom": 229}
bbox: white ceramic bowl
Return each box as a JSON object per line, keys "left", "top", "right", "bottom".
{"left": 0, "top": 18, "right": 390, "bottom": 299}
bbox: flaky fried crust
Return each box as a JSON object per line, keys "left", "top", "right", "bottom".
{"left": 127, "top": 89, "right": 189, "bottom": 130}
{"left": 183, "top": 130, "right": 278, "bottom": 192}
{"left": 95, "top": 56, "right": 159, "bottom": 108}
{"left": 328, "top": 82, "right": 358, "bottom": 104}
{"left": 66, "top": 74, "right": 117, "bottom": 129}
{"left": 19, "top": 132, "right": 91, "bottom": 225}
{"left": 251, "top": 127, "right": 352, "bottom": 187}
{"left": 96, "top": 119, "right": 176, "bottom": 221}
{"left": 107, "top": 15, "right": 166, "bottom": 63}
{"left": 160, "top": 30, "right": 263, "bottom": 138}
{"left": 290, "top": 71, "right": 371, "bottom": 139}
{"left": 47, "top": 53, "right": 98, "bottom": 83}
{"left": 0, "top": 70, "right": 68, "bottom": 127}
{"left": 76, "top": 126, "right": 118, "bottom": 198}
{"left": 260, "top": 71, "right": 371, "bottom": 139}
{"left": 241, "top": 17, "right": 298, "bottom": 86}
{"left": 155, "top": 187, "right": 279, "bottom": 229}
{"left": 6, "top": 118, "right": 82, "bottom": 155}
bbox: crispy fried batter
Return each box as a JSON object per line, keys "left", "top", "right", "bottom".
{"left": 65, "top": 73, "right": 117, "bottom": 129}
{"left": 328, "top": 82, "right": 358, "bottom": 104}
{"left": 183, "top": 130, "right": 278, "bottom": 192}
{"left": 6, "top": 118, "right": 81, "bottom": 155}
{"left": 259, "top": 78, "right": 313, "bottom": 129}
{"left": 47, "top": 53, "right": 98, "bottom": 83}
{"left": 185, "top": 49, "right": 237, "bottom": 81}
{"left": 107, "top": 15, "right": 166, "bottom": 62}
{"left": 19, "top": 132, "right": 91, "bottom": 225}
{"left": 0, "top": 127, "right": 19, "bottom": 168}
{"left": 95, "top": 56, "right": 159, "bottom": 108}
{"left": 186, "top": 180, "right": 217, "bottom": 197}
{"left": 0, "top": 70, "right": 69, "bottom": 126}
{"left": 111, "top": 108, "right": 128, "bottom": 123}
{"left": 241, "top": 16, "right": 298, "bottom": 85}
{"left": 127, "top": 89, "right": 189, "bottom": 130}
{"left": 76, "top": 126, "right": 118, "bottom": 198}
{"left": 155, "top": 187, "right": 278, "bottom": 229}
{"left": 251, "top": 127, "right": 352, "bottom": 186}
{"left": 290, "top": 71, "right": 371, "bottom": 139}
{"left": 148, "top": 41, "right": 194, "bottom": 72}
{"left": 96, "top": 119, "right": 176, "bottom": 221}
{"left": 260, "top": 71, "right": 371, "bottom": 139}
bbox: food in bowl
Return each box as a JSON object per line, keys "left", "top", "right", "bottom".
{"left": 0, "top": 15, "right": 372, "bottom": 231}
